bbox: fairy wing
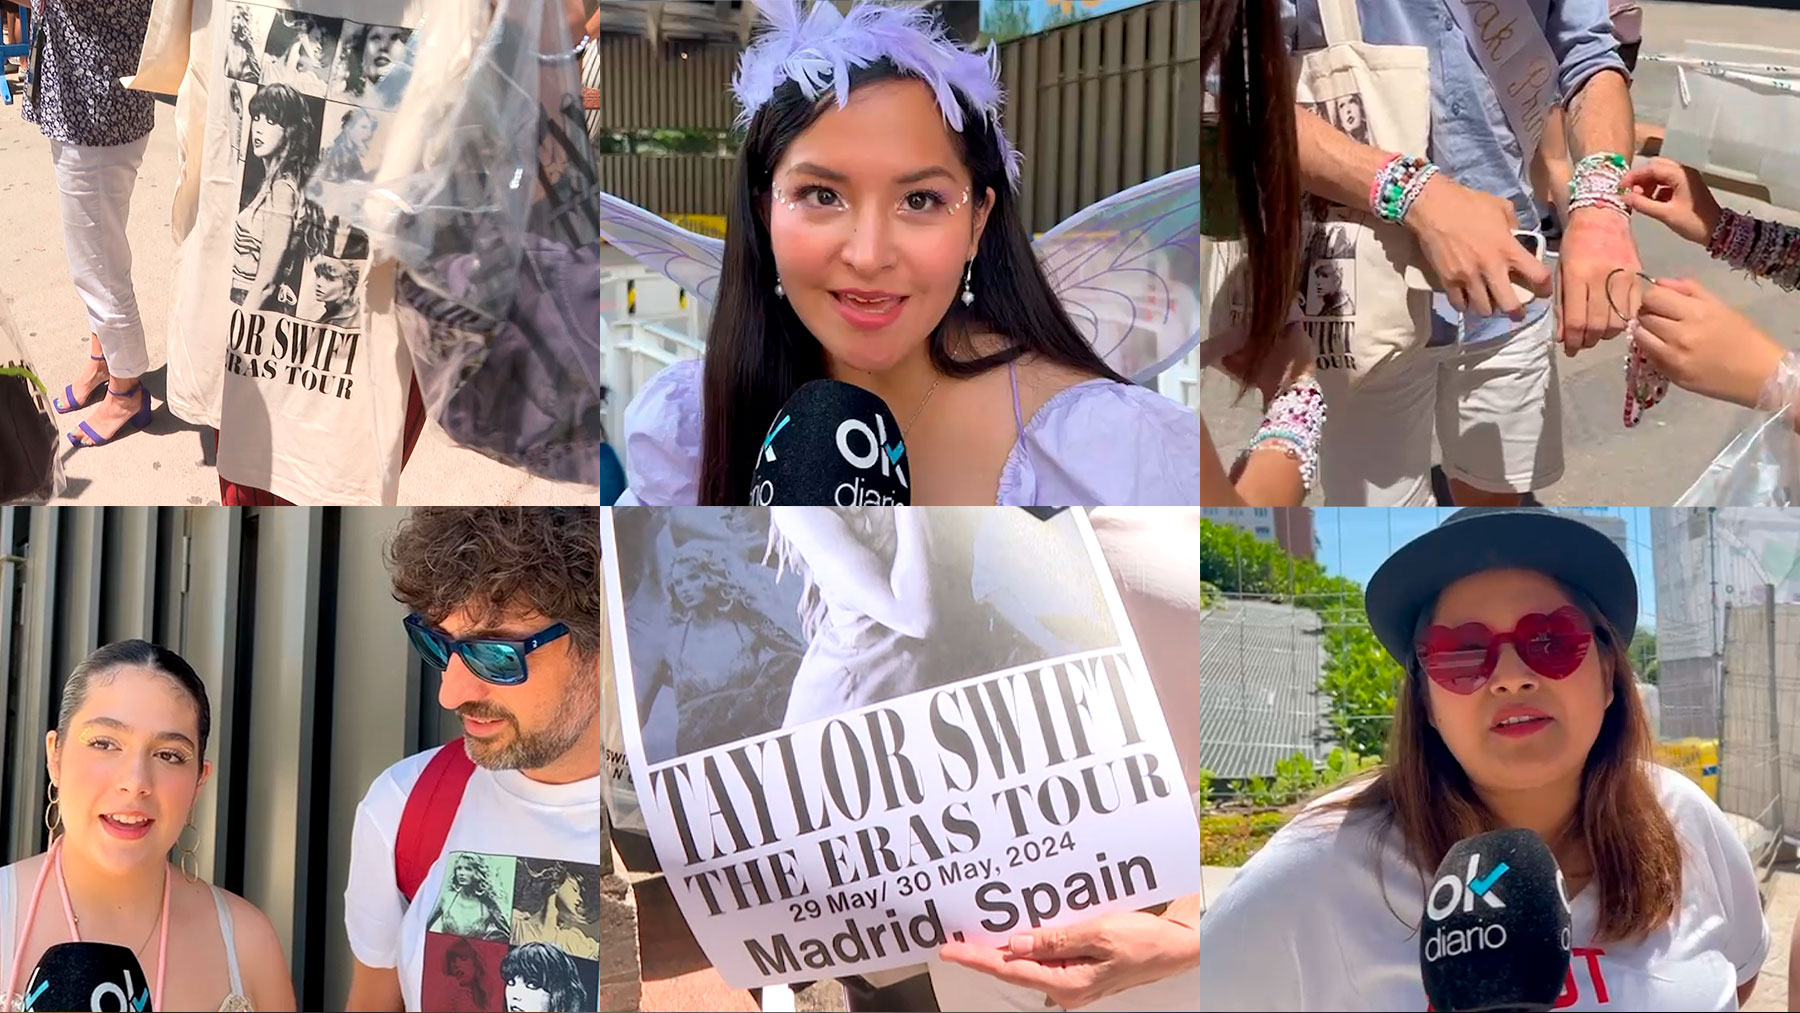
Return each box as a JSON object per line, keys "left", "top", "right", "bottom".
{"left": 599, "top": 192, "right": 727, "bottom": 306}
{"left": 1034, "top": 165, "right": 1200, "bottom": 384}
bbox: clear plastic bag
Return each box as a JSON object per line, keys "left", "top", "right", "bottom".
{"left": 1675, "top": 412, "right": 1800, "bottom": 507}
{"left": 0, "top": 291, "right": 64, "bottom": 504}
{"left": 310, "top": 0, "right": 601, "bottom": 486}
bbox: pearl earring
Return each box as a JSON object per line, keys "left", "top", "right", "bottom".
{"left": 960, "top": 260, "right": 974, "bottom": 307}
{"left": 775, "top": 277, "right": 785, "bottom": 299}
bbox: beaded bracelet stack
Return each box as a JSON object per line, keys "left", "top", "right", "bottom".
{"left": 1370, "top": 154, "right": 1438, "bottom": 224}
{"left": 1708, "top": 208, "right": 1800, "bottom": 291}
{"left": 1234, "top": 375, "right": 1327, "bottom": 493}
{"left": 1569, "top": 153, "right": 1631, "bottom": 217}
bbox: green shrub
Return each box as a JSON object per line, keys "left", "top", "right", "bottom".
{"left": 1202, "top": 519, "right": 1401, "bottom": 759}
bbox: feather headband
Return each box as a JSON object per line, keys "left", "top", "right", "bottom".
{"left": 730, "top": 0, "right": 1025, "bottom": 191}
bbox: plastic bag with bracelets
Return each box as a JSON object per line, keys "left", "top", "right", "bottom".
{"left": 1676, "top": 353, "right": 1800, "bottom": 507}
{"left": 309, "top": 0, "right": 600, "bottom": 486}
{"left": 0, "top": 292, "right": 63, "bottom": 503}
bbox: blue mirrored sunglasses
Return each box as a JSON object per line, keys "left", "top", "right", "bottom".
{"left": 403, "top": 614, "right": 570, "bottom": 686}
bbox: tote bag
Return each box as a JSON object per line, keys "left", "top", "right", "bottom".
{"left": 1290, "top": 0, "right": 1435, "bottom": 386}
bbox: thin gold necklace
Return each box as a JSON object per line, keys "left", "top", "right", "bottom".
{"left": 903, "top": 377, "right": 942, "bottom": 436}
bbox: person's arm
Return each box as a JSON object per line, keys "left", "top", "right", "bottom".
{"left": 767, "top": 508, "right": 934, "bottom": 638}
{"left": 1543, "top": 0, "right": 1640, "bottom": 353}
{"left": 344, "top": 958, "right": 405, "bottom": 1013}
{"left": 1203, "top": 417, "right": 1305, "bottom": 506}
{"left": 226, "top": 894, "right": 300, "bottom": 1012}
{"left": 1296, "top": 108, "right": 1550, "bottom": 320}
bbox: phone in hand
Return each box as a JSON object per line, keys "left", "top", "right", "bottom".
{"left": 1511, "top": 229, "right": 1547, "bottom": 308}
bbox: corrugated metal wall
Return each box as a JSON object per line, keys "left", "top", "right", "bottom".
{"left": 0, "top": 506, "right": 460, "bottom": 1013}
{"left": 596, "top": 0, "right": 1200, "bottom": 231}
{"left": 999, "top": 0, "right": 1201, "bottom": 234}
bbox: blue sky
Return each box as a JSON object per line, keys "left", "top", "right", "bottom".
{"left": 1313, "top": 508, "right": 1658, "bottom": 630}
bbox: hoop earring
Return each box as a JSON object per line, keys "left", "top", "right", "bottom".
{"left": 179, "top": 820, "right": 200, "bottom": 883}
{"left": 960, "top": 260, "right": 975, "bottom": 307}
{"left": 44, "top": 782, "right": 60, "bottom": 837}
{"left": 775, "top": 276, "right": 786, "bottom": 299}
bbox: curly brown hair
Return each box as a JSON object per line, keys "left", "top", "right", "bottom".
{"left": 387, "top": 507, "right": 600, "bottom": 659}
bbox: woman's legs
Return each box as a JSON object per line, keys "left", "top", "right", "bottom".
{"left": 50, "top": 135, "right": 152, "bottom": 443}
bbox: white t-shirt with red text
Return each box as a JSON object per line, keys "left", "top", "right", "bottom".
{"left": 1199, "top": 764, "right": 1769, "bottom": 1011}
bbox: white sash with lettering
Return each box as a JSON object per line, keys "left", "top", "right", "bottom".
{"left": 1444, "top": 0, "right": 1561, "bottom": 165}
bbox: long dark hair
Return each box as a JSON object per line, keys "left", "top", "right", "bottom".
{"left": 1316, "top": 578, "right": 1680, "bottom": 945}
{"left": 1203, "top": 0, "right": 1299, "bottom": 391}
{"left": 698, "top": 58, "right": 1129, "bottom": 505}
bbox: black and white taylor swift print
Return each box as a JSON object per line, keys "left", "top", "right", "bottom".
{"left": 610, "top": 508, "right": 1123, "bottom": 765}
{"left": 222, "top": 3, "right": 408, "bottom": 397}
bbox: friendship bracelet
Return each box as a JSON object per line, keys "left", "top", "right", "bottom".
{"left": 1371, "top": 155, "right": 1438, "bottom": 224}
{"left": 1708, "top": 208, "right": 1800, "bottom": 291}
{"left": 1607, "top": 268, "right": 1670, "bottom": 429}
{"left": 1569, "top": 152, "right": 1630, "bottom": 218}
{"left": 1234, "top": 375, "right": 1327, "bottom": 492}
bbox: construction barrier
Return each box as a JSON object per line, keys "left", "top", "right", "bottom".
{"left": 1656, "top": 738, "right": 1721, "bottom": 801}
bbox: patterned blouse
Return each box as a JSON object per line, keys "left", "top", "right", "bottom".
{"left": 20, "top": 0, "right": 156, "bottom": 147}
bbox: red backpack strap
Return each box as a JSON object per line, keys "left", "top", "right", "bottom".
{"left": 394, "top": 742, "right": 478, "bottom": 905}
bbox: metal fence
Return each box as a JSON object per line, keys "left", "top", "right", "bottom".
{"left": 594, "top": 0, "right": 1200, "bottom": 231}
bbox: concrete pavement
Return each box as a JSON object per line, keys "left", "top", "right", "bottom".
{"left": 0, "top": 101, "right": 591, "bottom": 505}
{"left": 1203, "top": 2, "right": 1800, "bottom": 506}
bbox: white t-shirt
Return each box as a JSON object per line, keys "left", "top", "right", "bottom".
{"left": 1199, "top": 764, "right": 1770, "bottom": 1011}
{"left": 345, "top": 745, "right": 605, "bottom": 1013}
{"left": 927, "top": 508, "right": 1202, "bottom": 1012}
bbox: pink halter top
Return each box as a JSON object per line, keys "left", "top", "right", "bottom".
{"left": 1, "top": 836, "right": 170, "bottom": 1011}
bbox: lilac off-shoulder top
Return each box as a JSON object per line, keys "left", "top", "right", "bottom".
{"left": 614, "top": 358, "right": 1200, "bottom": 506}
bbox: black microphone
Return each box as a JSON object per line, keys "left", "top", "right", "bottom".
{"left": 20, "top": 942, "right": 155, "bottom": 1012}
{"left": 750, "top": 380, "right": 911, "bottom": 506}
{"left": 1420, "top": 828, "right": 1572, "bottom": 1013}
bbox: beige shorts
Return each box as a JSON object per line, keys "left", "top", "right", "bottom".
{"left": 1317, "top": 309, "right": 1564, "bottom": 506}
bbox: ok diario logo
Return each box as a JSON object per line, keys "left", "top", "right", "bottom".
{"left": 1426, "top": 854, "right": 1509, "bottom": 920}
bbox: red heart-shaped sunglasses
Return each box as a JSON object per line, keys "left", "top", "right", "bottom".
{"left": 1415, "top": 605, "right": 1594, "bottom": 694}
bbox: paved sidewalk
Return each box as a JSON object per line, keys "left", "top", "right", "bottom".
{"left": 0, "top": 102, "right": 590, "bottom": 505}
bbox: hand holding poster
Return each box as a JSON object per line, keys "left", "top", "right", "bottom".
{"left": 600, "top": 507, "right": 1201, "bottom": 987}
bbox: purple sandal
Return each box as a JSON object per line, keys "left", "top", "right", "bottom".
{"left": 53, "top": 354, "right": 108, "bottom": 414}
{"left": 68, "top": 386, "right": 151, "bottom": 448}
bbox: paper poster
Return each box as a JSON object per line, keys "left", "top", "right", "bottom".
{"left": 600, "top": 507, "right": 1201, "bottom": 986}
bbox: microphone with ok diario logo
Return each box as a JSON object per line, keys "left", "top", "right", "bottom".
{"left": 750, "top": 380, "right": 911, "bottom": 506}
{"left": 20, "top": 942, "right": 155, "bottom": 1012}
{"left": 1420, "top": 828, "right": 1572, "bottom": 1013}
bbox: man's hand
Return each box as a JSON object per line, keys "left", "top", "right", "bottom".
{"left": 1635, "top": 276, "right": 1786, "bottom": 410}
{"left": 1407, "top": 176, "right": 1552, "bottom": 320}
{"left": 1556, "top": 208, "right": 1641, "bottom": 355}
{"left": 938, "top": 911, "right": 1200, "bottom": 1010}
{"left": 1622, "top": 157, "right": 1724, "bottom": 247}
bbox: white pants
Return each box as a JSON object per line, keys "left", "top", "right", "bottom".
{"left": 49, "top": 136, "right": 150, "bottom": 379}
{"left": 1318, "top": 309, "right": 1564, "bottom": 506}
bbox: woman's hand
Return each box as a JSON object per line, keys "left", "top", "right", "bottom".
{"left": 1634, "top": 277, "right": 1787, "bottom": 410}
{"left": 1218, "top": 322, "right": 1314, "bottom": 408}
{"left": 1622, "top": 157, "right": 1724, "bottom": 247}
{"left": 938, "top": 910, "right": 1199, "bottom": 1010}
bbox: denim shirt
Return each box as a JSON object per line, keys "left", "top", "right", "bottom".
{"left": 1283, "top": 0, "right": 1626, "bottom": 347}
